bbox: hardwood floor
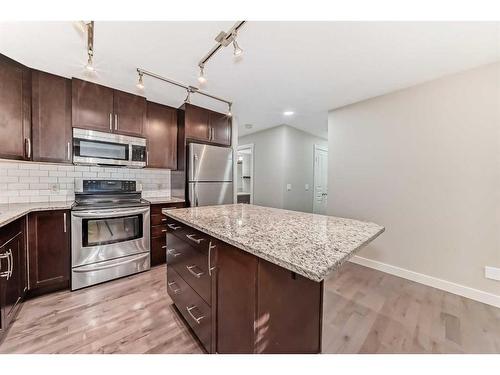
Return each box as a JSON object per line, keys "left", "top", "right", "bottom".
{"left": 1, "top": 262, "right": 499, "bottom": 354}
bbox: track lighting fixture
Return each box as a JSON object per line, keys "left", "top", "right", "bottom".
{"left": 136, "top": 72, "right": 144, "bottom": 90}
{"left": 184, "top": 88, "right": 192, "bottom": 104}
{"left": 227, "top": 103, "right": 232, "bottom": 117}
{"left": 198, "top": 66, "right": 207, "bottom": 85}
{"left": 197, "top": 21, "right": 246, "bottom": 85}
{"left": 84, "top": 21, "right": 95, "bottom": 72}
{"left": 233, "top": 39, "right": 243, "bottom": 57}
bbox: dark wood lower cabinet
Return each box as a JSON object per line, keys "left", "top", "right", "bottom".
{"left": 27, "top": 210, "right": 70, "bottom": 295}
{"left": 0, "top": 218, "right": 27, "bottom": 343}
{"left": 164, "top": 216, "right": 322, "bottom": 354}
{"left": 150, "top": 202, "right": 185, "bottom": 267}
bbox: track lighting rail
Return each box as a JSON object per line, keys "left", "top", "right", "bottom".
{"left": 136, "top": 68, "right": 233, "bottom": 107}
{"left": 198, "top": 21, "right": 246, "bottom": 69}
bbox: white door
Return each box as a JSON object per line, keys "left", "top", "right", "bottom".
{"left": 313, "top": 145, "right": 328, "bottom": 214}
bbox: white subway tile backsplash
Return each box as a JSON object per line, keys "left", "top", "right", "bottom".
{"left": 1, "top": 159, "right": 171, "bottom": 203}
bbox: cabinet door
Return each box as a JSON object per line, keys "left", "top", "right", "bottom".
{"left": 113, "top": 90, "right": 146, "bottom": 137}
{"left": 72, "top": 78, "right": 114, "bottom": 132}
{"left": 209, "top": 111, "right": 231, "bottom": 146}
{"left": 32, "top": 70, "right": 72, "bottom": 163}
{"left": 184, "top": 104, "right": 210, "bottom": 142}
{"left": 0, "top": 54, "right": 31, "bottom": 160}
{"left": 146, "top": 102, "right": 178, "bottom": 169}
{"left": 0, "top": 230, "right": 25, "bottom": 334}
{"left": 28, "top": 210, "right": 70, "bottom": 293}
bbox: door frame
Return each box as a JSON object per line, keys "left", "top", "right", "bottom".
{"left": 313, "top": 144, "right": 328, "bottom": 214}
{"left": 237, "top": 143, "right": 254, "bottom": 204}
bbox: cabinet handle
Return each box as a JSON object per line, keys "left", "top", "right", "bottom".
{"left": 109, "top": 113, "right": 113, "bottom": 131}
{"left": 161, "top": 245, "right": 167, "bottom": 249}
{"left": 167, "top": 281, "right": 181, "bottom": 295}
{"left": 208, "top": 240, "right": 216, "bottom": 276}
{"left": 63, "top": 213, "right": 67, "bottom": 233}
{"left": 161, "top": 218, "right": 167, "bottom": 222}
{"left": 115, "top": 114, "right": 118, "bottom": 130}
{"left": 67, "top": 142, "right": 71, "bottom": 160}
{"left": 25, "top": 138, "right": 31, "bottom": 159}
{"left": 167, "top": 223, "right": 181, "bottom": 230}
{"left": 186, "top": 234, "right": 204, "bottom": 244}
{"left": 146, "top": 151, "right": 149, "bottom": 165}
{"left": 8, "top": 249, "right": 13, "bottom": 279}
{"left": 186, "top": 264, "right": 204, "bottom": 278}
{"left": 0, "top": 251, "right": 9, "bottom": 279}
{"left": 186, "top": 305, "right": 205, "bottom": 324}
{"left": 167, "top": 248, "right": 181, "bottom": 257}
{"left": 161, "top": 229, "right": 167, "bottom": 233}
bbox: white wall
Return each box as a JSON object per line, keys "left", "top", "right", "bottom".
{"left": 0, "top": 159, "right": 171, "bottom": 204}
{"left": 239, "top": 125, "right": 327, "bottom": 212}
{"left": 328, "top": 62, "right": 500, "bottom": 296}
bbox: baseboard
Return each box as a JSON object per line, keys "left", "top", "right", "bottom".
{"left": 349, "top": 255, "right": 500, "bottom": 309}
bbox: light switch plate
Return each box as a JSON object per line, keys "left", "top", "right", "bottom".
{"left": 305, "top": 184, "right": 309, "bottom": 191}
{"left": 286, "top": 184, "right": 292, "bottom": 191}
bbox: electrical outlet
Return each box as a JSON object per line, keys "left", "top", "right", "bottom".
{"left": 49, "top": 183, "right": 59, "bottom": 192}
{"left": 485, "top": 266, "right": 500, "bottom": 281}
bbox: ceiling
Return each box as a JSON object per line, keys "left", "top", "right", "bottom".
{"left": 1, "top": 21, "right": 499, "bottom": 139}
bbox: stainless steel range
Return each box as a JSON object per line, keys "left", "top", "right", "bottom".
{"left": 71, "top": 179, "right": 150, "bottom": 290}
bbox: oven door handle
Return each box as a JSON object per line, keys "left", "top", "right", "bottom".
{"left": 72, "top": 207, "right": 150, "bottom": 218}
{"left": 72, "top": 253, "right": 149, "bottom": 273}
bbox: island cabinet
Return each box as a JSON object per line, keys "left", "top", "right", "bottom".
{"left": 164, "top": 215, "right": 322, "bottom": 354}
{"left": 150, "top": 203, "right": 185, "bottom": 267}
{"left": 72, "top": 78, "right": 146, "bottom": 137}
{"left": 0, "top": 54, "right": 32, "bottom": 161}
{"left": 27, "top": 210, "right": 70, "bottom": 296}
{"left": 0, "top": 217, "right": 27, "bottom": 343}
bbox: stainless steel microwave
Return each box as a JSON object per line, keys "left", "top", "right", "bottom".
{"left": 73, "top": 128, "right": 146, "bottom": 168}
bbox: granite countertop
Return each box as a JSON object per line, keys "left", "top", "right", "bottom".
{"left": 163, "top": 204, "right": 384, "bottom": 282}
{"left": 145, "top": 196, "right": 185, "bottom": 204}
{"left": 0, "top": 201, "right": 74, "bottom": 228}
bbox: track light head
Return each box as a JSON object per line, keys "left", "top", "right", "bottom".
{"left": 198, "top": 66, "right": 207, "bottom": 85}
{"left": 136, "top": 72, "right": 144, "bottom": 90}
{"left": 85, "top": 54, "right": 94, "bottom": 72}
{"left": 227, "top": 103, "right": 232, "bottom": 117}
{"left": 233, "top": 39, "right": 243, "bottom": 57}
{"left": 184, "top": 89, "right": 192, "bottom": 104}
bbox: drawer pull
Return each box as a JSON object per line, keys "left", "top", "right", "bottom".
{"left": 186, "top": 234, "right": 204, "bottom": 244}
{"left": 162, "top": 245, "right": 167, "bottom": 249}
{"left": 162, "top": 229, "right": 167, "bottom": 233}
{"left": 167, "top": 223, "right": 182, "bottom": 230}
{"left": 167, "top": 248, "right": 182, "bottom": 257}
{"left": 186, "top": 305, "right": 205, "bottom": 324}
{"left": 167, "top": 281, "right": 181, "bottom": 294}
{"left": 162, "top": 218, "right": 167, "bottom": 222}
{"left": 186, "top": 264, "right": 204, "bottom": 278}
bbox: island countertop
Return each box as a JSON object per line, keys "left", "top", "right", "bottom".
{"left": 163, "top": 204, "right": 384, "bottom": 282}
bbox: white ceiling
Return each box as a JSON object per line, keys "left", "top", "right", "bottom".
{"left": 1, "top": 21, "right": 499, "bottom": 139}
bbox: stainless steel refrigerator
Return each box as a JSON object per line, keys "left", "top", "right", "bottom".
{"left": 188, "top": 143, "right": 233, "bottom": 207}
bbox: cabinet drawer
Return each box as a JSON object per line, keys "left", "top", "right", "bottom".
{"left": 151, "top": 213, "right": 168, "bottom": 226}
{"left": 167, "top": 267, "right": 212, "bottom": 353}
{"left": 151, "top": 225, "right": 168, "bottom": 238}
{"left": 166, "top": 217, "right": 211, "bottom": 254}
{"left": 151, "top": 202, "right": 185, "bottom": 214}
{"left": 151, "top": 236, "right": 167, "bottom": 266}
{"left": 166, "top": 233, "right": 211, "bottom": 304}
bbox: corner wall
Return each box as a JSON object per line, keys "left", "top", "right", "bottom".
{"left": 327, "top": 62, "right": 500, "bottom": 299}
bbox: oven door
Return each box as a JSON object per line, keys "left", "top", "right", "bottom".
{"left": 71, "top": 206, "right": 150, "bottom": 268}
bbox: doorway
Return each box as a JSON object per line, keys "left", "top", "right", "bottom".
{"left": 236, "top": 144, "right": 254, "bottom": 204}
{"left": 313, "top": 145, "right": 328, "bottom": 214}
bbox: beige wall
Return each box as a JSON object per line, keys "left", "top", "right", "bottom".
{"left": 239, "top": 125, "right": 327, "bottom": 212}
{"left": 328, "top": 63, "right": 500, "bottom": 295}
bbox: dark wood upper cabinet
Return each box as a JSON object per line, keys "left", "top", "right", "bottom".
{"left": 28, "top": 210, "right": 70, "bottom": 294}
{"left": 72, "top": 78, "right": 146, "bottom": 137}
{"left": 146, "top": 101, "right": 177, "bottom": 169}
{"left": 184, "top": 103, "right": 210, "bottom": 142}
{"left": 113, "top": 90, "right": 146, "bottom": 137}
{"left": 0, "top": 54, "right": 31, "bottom": 160}
{"left": 72, "top": 78, "right": 114, "bottom": 132}
{"left": 32, "top": 70, "right": 72, "bottom": 163}
{"left": 184, "top": 103, "right": 231, "bottom": 146}
{"left": 209, "top": 111, "right": 231, "bottom": 146}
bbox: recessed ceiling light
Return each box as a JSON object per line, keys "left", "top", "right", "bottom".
{"left": 283, "top": 111, "right": 295, "bottom": 116}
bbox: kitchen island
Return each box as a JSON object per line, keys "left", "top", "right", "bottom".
{"left": 162, "top": 204, "right": 384, "bottom": 353}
